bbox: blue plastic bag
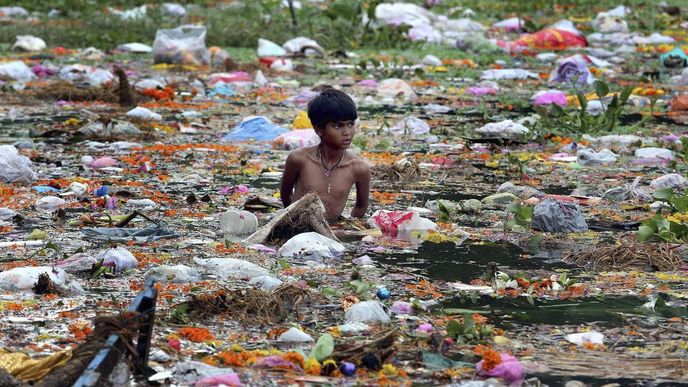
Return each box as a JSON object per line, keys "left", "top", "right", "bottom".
{"left": 221, "top": 116, "right": 288, "bottom": 142}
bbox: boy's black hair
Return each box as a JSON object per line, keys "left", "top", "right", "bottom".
{"left": 307, "top": 88, "right": 357, "bottom": 129}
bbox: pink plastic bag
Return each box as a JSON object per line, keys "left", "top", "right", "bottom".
{"left": 370, "top": 211, "right": 415, "bottom": 237}
{"left": 476, "top": 353, "right": 524, "bottom": 383}
{"left": 195, "top": 373, "right": 241, "bottom": 387}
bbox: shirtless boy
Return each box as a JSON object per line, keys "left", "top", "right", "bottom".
{"left": 280, "top": 88, "right": 370, "bottom": 222}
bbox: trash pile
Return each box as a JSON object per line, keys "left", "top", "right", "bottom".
{"left": 0, "top": 1, "right": 687, "bottom": 386}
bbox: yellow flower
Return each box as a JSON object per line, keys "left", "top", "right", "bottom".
{"left": 304, "top": 357, "right": 321, "bottom": 375}
{"left": 380, "top": 364, "right": 399, "bottom": 376}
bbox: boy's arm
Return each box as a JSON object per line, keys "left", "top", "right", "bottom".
{"left": 351, "top": 161, "right": 370, "bottom": 218}
{"left": 280, "top": 153, "right": 300, "bottom": 207}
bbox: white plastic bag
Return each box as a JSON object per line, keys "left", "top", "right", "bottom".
{"left": 144, "top": 265, "right": 200, "bottom": 283}
{"left": 35, "top": 196, "right": 66, "bottom": 212}
{"left": 257, "top": 38, "right": 287, "bottom": 57}
{"left": 389, "top": 116, "right": 430, "bottom": 136}
{"left": 278, "top": 327, "right": 313, "bottom": 342}
{"left": 282, "top": 37, "right": 323, "bottom": 56}
{"left": 565, "top": 331, "right": 604, "bottom": 346}
{"left": 220, "top": 210, "right": 258, "bottom": 236}
{"left": 153, "top": 25, "right": 210, "bottom": 65}
{"left": 126, "top": 106, "right": 162, "bottom": 121}
{"left": 377, "top": 78, "right": 416, "bottom": 99}
{"left": 12, "top": 35, "right": 46, "bottom": 51}
{"left": 278, "top": 232, "right": 345, "bottom": 261}
{"left": 193, "top": 257, "right": 270, "bottom": 279}
{"left": 116, "top": 42, "right": 152, "bottom": 53}
{"left": 96, "top": 247, "right": 139, "bottom": 272}
{"left": 248, "top": 275, "right": 283, "bottom": 290}
{"left": 576, "top": 148, "right": 618, "bottom": 165}
{"left": 273, "top": 129, "right": 320, "bottom": 150}
{"left": 0, "top": 145, "right": 36, "bottom": 184}
{"left": 0, "top": 266, "right": 84, "bottom": 294}
{"left": 345, "top": 300, "right": 390, "bottom": 323}
{"left": 480, "top": 69, "right": 538, "bottom": 80}
{"left": 475, "top": 120, "right": 529, "bottom": 138}
{"left": 0, "top": 61, "right": 35, "bottom": 82}
{"left": 650, "top": 174, "right": 688, "bottom": 190}
{"left": 634, "top": 147, "right": 674, "bottom": 160}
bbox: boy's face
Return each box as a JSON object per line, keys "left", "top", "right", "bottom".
{"left": 316, "top": 120, "right": 357, "bottom": 149}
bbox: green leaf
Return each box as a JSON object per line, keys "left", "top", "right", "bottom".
{"left": 443, "top": 308, "right": 487, "bottom": 315}
{"left": 422, "top": 351, "right": 473, "bottom": 370}
{"left": 278, "top": 258, "right": 290, "bottom": 269}
{"left": 638, "top": 225, "right": 655, "bottom": 241}
{"left": 310, "top": 333, "right": 334, "bottom": 362}
{"left": 593, "top": 80, "right": 609, "bottom": 100}
{"left": 654, "top": 187, "right": 674, "bottom": 201}
{"left": 446, "top": 320, "right": 461, "bottom": 339}
{"left": 670, "top": 194, "right": 688, "bottom": 213}
{"left": 619, "top": 86, "right": 633, "bottom": 105}
{"left": 576, "top": 92, "right": 588, "bottom": 112}
{"left": 462, "top": 313, "right": 475, "bottom": 330}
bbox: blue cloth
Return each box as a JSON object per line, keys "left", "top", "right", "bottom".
{"left": 221, "top": 116, "right": 288, "bottom": 142}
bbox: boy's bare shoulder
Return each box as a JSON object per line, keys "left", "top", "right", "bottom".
{"left": 349, "top": 152, "right": 371, "bottom": 172}
{"left": 287, "top": 146, "right": 316, "bottom": 163}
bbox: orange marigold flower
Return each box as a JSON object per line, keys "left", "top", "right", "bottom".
{"left": 474, "top": 345, "right": 501, "bottom": 372}
{"left": 177, "top": 327, "right": 215, "bottom": 342}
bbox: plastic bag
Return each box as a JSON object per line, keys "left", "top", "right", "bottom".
{"left": 377, "top": 78, "right": 417, "bottom": 99}
{"left": 0, "top": 61, "right": 35, "bottom": 82}
{"left": 602, "top": 176, "right": 652, "bottom": 202}
{"left": 480, "top": 69, "right": 538, "bottom": 80}
{"left": 278, "top": 232, "right": 346, "bottom": 261}
{"left": 144, "top": 265, "right": 200, "bottom": 283}
{"left": 54, "top": 253, "right": 97, "bottom": 273}
{"left": 153, "top": 25, "right": 210, "bottom": 66}
{"left": 548, "top": 57, "right": 594, "bottom": 85}
{"left": 476, "top": 353, "right": 524, "bottom": 383}
{"left": 12, "top": 35, "right": 46, "bottom": 52}
{"left": 531, "top": 198, "right": 588, "bottom": 232}
{"left": 248, "top": 275, "right": 283, "bottom": 290}
{"left": 58, "top": 64, "right": 113, "bottom": 86}
{"left": 345, "top": 300, "right": 390, "bottom": 324}
{"left": 389, "top": 116, "right": 430, "bottom": 136}
{"left": 126, "top": 106, "right": 162, "bottom": 120}
{"left": 278, "top": 327, "right": 313, "bottom": 342}
{"left": 498, "top": 182, "right": 544, "bottom": 199}
{"left": 272, "top": 129, "right": 320, "bottom": 150}
{"left": 576, "top": 148, "right": 618, "bottom": 166}
{"left": 221, "top": 116, "right": 289, "bottom": 142}
{"left": 257, "top": 38, "right": 287, "bottom": 57}
{"left": 0, "top": 266, "right": 84, "bottom": 295}
{"left": 635, "top": 147, "right": 674, "bottom": 160}
{"left": 35, "top": 196, "right": 66, "bottom": 212}
{"left": 116, "top": 42, "right": 152, "bottom": 53}
{"left": 531, "top": 90, "right": 567, "bottom": 106}
{"left": 369, "top": 210, "right": 438, "bottom": 237}
{"left": 193, "top": 257, "right": 270, "bottom": 280}
{"left": 96, "top": 247, "right": 139, "bottom": 272}
{"left": 475, "top": 120, "right": 529, "bottom": 138}
{"left": 0, "top": 145, "right": 36, "bottom": 184}
{"left": 282, "top": 37, "right": 323, "bottom": 56}
{"left": 650, "top": 174, "right": 688, "bottom": 190}
{"left": 220, "top": 209, "right": 258, "bottom": 236}
{"left": 565, "top": 331, "right": 604, "bottom": 346}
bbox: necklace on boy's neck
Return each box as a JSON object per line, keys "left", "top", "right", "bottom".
{"left": 315, "top": 145, "right": 345, "bottom": 194}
